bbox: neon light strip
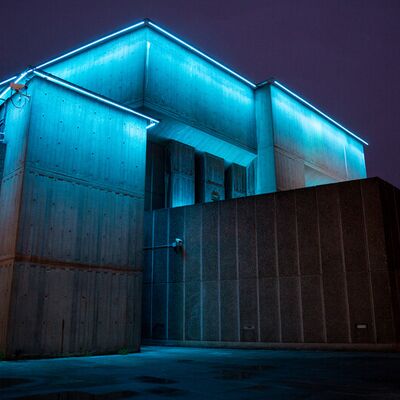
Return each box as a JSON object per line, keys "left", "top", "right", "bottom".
{"left": 273, "top": 80, "right": 369, "bottom": 146}
{"left": 0, "top": 75, "right": 17, "bottom": 87}
{"left": 147, "top": 21, "right": 256, "bottom": 88}
{"left": 36, "top": 21, "right": 145, "bottom": 69}
{"left": 33, "top": 71, "right": 159, "bottom": 125}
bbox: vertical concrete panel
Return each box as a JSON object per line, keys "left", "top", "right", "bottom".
{"left": 339, "top": 181, "right": 368, "bottom": 273}
{"left": 168, "top": 282, "right": 184, "bottom": 340}
{"left": 296, "top": 188, "right": 320, "bottom": 275}
{"left": 219, "top": 200, "right": 237, "bottom": 281}
{"left": 0, "top": 263, "right": 13, "bottom": 353}
{"left": 317, "top": 184, "right": 350, "bottom": 342}
{"left": 256, "top": 194, "right": 277, "bottom": 278}
{"left": 346, "top": 272, "right": 374, "bottom": 343}
{"left": 258, "top": 277, "right": 280, "bottom": 342}
{"left": 202, "top": 203, "right": 218, "bottom": 282}
{"left": 237, "top": 197, "right": 257, "bottom": 279}
{"left": 276, "top": 191, "right": 298, "bottom": 276}
{"left": 142, "top": 283, "right": 152, "bottom": 339}
{"left": 239, "top": 278, "right": 258, "bottom": 342}
{"left": 202, "top": 280, "right": 219, "bottom": 341}
{"left": 153, "top": 209, "right": 169, "bottom": 284}
{"left": 380, "top": 181, "right": 400, "bottom": 342}
{"left": 279, "top": 276, "right": 302, "bottom": 342}
{"left": 361, "top": 179, "right": 387, "bottom": 272}
{"left": 152, "top": 283, "right": 167, "bottom": 339}
{"left": 220, "top": 280, "right": 239, "bottom": 341}
{"left": 301, "top": 276, "right": 325, "bottom": 343}
{"left": 185, "top": 205, "right": 201, "bottom": 282}
{"left": 185, "top": 281, "right": 201, "bottom": 340}
{"left": 169, "top": 207, "right": 184, "bottom": 283}
{"left": 322, "top": 271, "right": 350, "bottom": 343}
{"left": 371, "top": 270, "right": 396, "bottom": 343}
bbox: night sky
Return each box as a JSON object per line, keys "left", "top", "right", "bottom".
{"left": 1, "top": 0, "right": 399, "bottom": 187}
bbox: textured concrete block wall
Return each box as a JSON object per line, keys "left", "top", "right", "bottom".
{"left": 0, "top": 78, "right": 148, "bottom": 358}
{"left": 143, "top": 178, "right": 400, "bottom": 348}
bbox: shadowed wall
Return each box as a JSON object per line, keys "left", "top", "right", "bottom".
{"left": 143, "top": 178, "right": 400, "bottom": 349}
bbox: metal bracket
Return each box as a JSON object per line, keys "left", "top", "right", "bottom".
{"left": 144, "top": 238, "right": 183, "bottom": 253}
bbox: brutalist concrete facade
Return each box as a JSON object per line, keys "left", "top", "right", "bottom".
{"left": 143, "top": 178, "right": 400, "bottom": 349}
{"left": 0, "top": 78, "right": 148, "bottom": 358}
{"left": 0, "top": 20, "right": 395, "bottom": 358}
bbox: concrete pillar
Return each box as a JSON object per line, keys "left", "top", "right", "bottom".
{"left": 255, "top": 84, "right": 277, "bottom": 194}
{"left": 196, "top": 152, "right": 225, "bottom": 203}
{"left": 226, "top": 163, "right": 247, "bottom": 199}
{"left": 167, "top": 140, "right": 195, "bottom": 208}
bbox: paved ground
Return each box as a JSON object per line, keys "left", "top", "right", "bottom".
{"left": 0, "top": 346, "right": 400, "bottom": 399}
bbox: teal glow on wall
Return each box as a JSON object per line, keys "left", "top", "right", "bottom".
{"left": 271, "top": 85, "right": 366, "bottom": 187}
{"left": 0, "top": 19, "right": 369, "bottom": 196}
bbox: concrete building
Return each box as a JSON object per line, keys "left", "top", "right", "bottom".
{"left": 0, "top": 20, "right": 397, "bottom": 358}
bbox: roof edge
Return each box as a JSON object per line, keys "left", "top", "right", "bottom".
{"left": 32, "top": 70, "right": 159, "bottom": 126}
{"left": 256, "top": 79, "right": 368, "bottom": 146}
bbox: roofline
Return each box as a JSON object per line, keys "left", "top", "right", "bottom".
{"left": 257, "top": 79, "right": 369, "bottom": 146}
{"left": 0, "top": 20, "right": 368, "bottom": 145}
{"left": 33, "top": 70, "right": 159, "bottom": 127}
{"left": 146, "top": 21, "right": 256, "bottom": 88}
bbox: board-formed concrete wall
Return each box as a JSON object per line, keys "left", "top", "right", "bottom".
{"left": 142, "top": 178, "right": 400, "bottom": 349}
{"left": 269, "top": 86, "right": 367, "bottom": 191}
{"left": 0, "top": 78, "right": 148, "bottom": 358}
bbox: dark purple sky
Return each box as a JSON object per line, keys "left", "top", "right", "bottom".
{"left": 1, "top": 0, "right": 399, "bottom": 187}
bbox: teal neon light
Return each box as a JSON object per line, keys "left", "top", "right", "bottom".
{"left": 33, "top": 71, "right": 159, "bottom": 126}
{"left": 0, "top": 75, "right": 17, "bottom": 87}
{"left": 0, "top": 20, "right": 368, "bottom": 146}
{"left": 0, "top": 20, "right": 255, "bottom": 94}
{"left": 147, "top": 21, "right": 256, "bottom": 88}
{"left": 273, "top": 81, "right": 368, "bottom": 146}
{"left": 36, "top": 21, "right": 145, "bottom": 69}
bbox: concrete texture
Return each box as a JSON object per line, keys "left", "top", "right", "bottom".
{"left": 1, "top": 346, "right": 400, "bottom": 399}
{"left": 0, "top": 78, "right": 148, "bottom": 358}
{"left": 3, "top": 20, "right": 366, "bottom": 191}
{"left": 143, "top": 177, "right": 400, "bottom": 349}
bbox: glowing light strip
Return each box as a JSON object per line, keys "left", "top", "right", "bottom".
{"left": 147, "top": 21, "right": 256, "bottom": 88}
{"left": 273, "top": 80, "right": 368, "bottom": 146}
{"left": 36, "top": 21, "right": 145, "bottom": 69}
{"left": 2, "top": 19, "right": 255, "bottom": 99}
{"left": 33, "top": 71, "right": 159, "bottom": 126}
{"left": 0, "top": 75, "right": 17, "bottom": 87}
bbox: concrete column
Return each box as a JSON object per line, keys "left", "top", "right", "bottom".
{"left": 167, "top": 140, "right": 195, "bottom": 207}
{"left": 255, "top": 84, "right": 277, "bottom": 194}
{"left": 226, "top": 163, "right": 247, "bottom": 199}
{"left": 196, "top": 152, "right": 225, "bottom": 203}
